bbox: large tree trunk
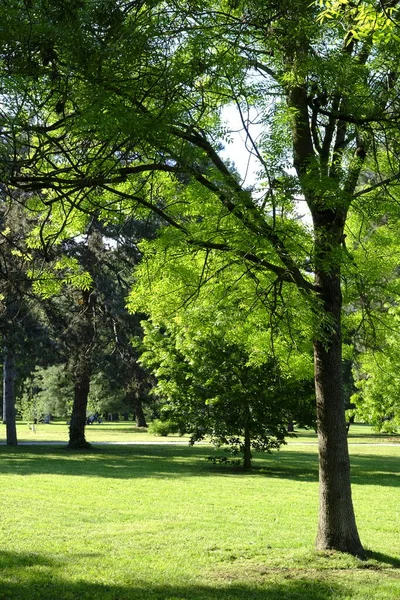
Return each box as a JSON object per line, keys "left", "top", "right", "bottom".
{"left": 68, "top": 370, "right": 91, "bottom": 449}
{"left": 314, "top": 268, "right": 365, "bottom": 558}
{"left": 3, "top": 346, "right": 17, "bottom": 446}
{"left": 289, "top": 74, "right": 365, "bottom": 556}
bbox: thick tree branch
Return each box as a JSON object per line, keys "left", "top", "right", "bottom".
{"left": 186, "top": 237, "right": 312, "bottom": 288}
{"left": 313, "top": 105, "right": 398, "bottom": 125}
{"left": 354, "top": 172, "right": 400, "bottom": 198}
{"left": 10, "top": 163, "right": 179, "bottom": 190}
{"left": 247, "top": 58, "right": 280, "bottom": 82}
{"left": 289, "top": 86, "right": 315, "bottom": 176}
{"left": 101, "top": 185, "right": 188, "bottom": 233}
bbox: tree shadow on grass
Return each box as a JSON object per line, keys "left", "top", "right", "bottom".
{"left": 0, "top": 445, "right": 398, "bottom": 487}
{"left": 0, "top": 550, "right": 349, "bottom": 600}
{"left": 366, "top": 550, "right": 400, "bottom": 568}
{"left": 0, "top": 550, "right": 56, "bottom": 570}
{"left": 0, "top": 445, "right": 319, "bottom": 482}
{"left": 350, "top": 454, "right": 400, "bottom": 488}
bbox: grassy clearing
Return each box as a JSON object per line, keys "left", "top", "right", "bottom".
{"left": 0, "top": 440, "right": 399, "bottom": 599}
{"left": 1, "top": 420, "right": 399, "bottom": 445}
{"left": 0, "top": 420, "right": 189, "bottom": 444}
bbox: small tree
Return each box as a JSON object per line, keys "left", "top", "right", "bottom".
{"left": 139, "top": 321, "right": 315, "bottom": 469}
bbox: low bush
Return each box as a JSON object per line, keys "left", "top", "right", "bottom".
{"left": 147, "top": 418, "right": 181, "bottom": 436}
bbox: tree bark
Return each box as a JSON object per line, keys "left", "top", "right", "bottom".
{"left": 3, "top": 346, "right": 18, "bottom": 446}
{"left": 288, "top": 67, "right": 365, "bottom": 555}
{"left": 68, "top": 370, "right": 91, "bottom": 449}
{"left": 243, "top": 424, "right": 252, "bottom": 470}
{"left": 2, "top": 379, "right": 5, "bottom": 424}
{"left": 68, "top": 287, "right": 95, "bottom": 449}
{"left": 134, "top": 397, "right": 147, "bottom": 427}
{"left": 314, "top": 267, "right": 365, "bottom": 558}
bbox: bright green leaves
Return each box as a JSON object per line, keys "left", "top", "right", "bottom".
{"left": 316, "top": 0, "right": 400, "bottom": 45}
{"left": 343, "top": 206, "right": 400, "bottom": 433}
{"left": 352, "top": 327, "right": 400, "bottom": 432}
{"left": 28, "top": 256, "right": 92, "bottom": 299}
{"left": 3, "top": 0, "right": 400, "bottom": 400}
{"left": 128, "top": 220, "right": 311, "bottom": 348}
{"left": 129, "top": 213, "right": 314, "bottom": 389}
{"left": 345, "top": 211, "right": 400, "bottom": 312}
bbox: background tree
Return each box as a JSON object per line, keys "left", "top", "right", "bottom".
{"left": 0, "top": 198, "right": 52, "bottom": 444}
{"left": 87, "top": 217, "right": 158, "bottom": 427}
{"left": 341, "top": 204, "right": 400, "bottom": 432}
{"left": 352, "top": 341, "right": 400, "bottom": 432}
{"left": 22, "top": 215, "right": 155, "bottom": 443}
{"left": 18, "top": 363, "right": 73, "bottom": 423}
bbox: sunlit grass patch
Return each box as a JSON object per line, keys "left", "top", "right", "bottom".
{"left": 0, "top": 420, "right": 190, "bottom": 444}
{"left": 1, "top": 420, "right": 400, "bottom": 446}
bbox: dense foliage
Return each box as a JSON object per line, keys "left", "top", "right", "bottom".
{"left": 139, "top": 320, "right": 315, "bottom": 468}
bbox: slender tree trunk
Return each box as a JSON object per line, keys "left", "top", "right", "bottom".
{"left": 68, "top": 287, "right": 95, "bottom": 449}
{"left": 134, "top": 397, "right": 147, "bottom": 427}
{"left": 2, "top": 380, "right": 5, "bottom": 424}
{"left": 3, "top": 346, "right": 17, "bottom": 446}
{"left": 243, "top": 424, "right": 252, "bottom": 470}
{"left": 314, "top": 268, "right": 365, "bottom": 558}
{"left": 68, "top": 370, "right": 91, "bottom": 449}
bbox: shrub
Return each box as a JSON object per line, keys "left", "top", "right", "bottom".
{"left": 148, "top": 418, "right": 181, "bottom": 436}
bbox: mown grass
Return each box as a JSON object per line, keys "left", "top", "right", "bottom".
{"left": 0, "top": 439, "right": 399, "bottom": 599}
{"left": 0, "top": 420, "right": 189, "bottom": 444}
{"left": 1, "top": 420, "right": 399, "bottom": 445}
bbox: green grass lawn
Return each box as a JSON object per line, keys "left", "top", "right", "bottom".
{"left": 0, "top": 420, "right": 190, "bottom": 444}
{"left": 0, "top": 433, "right": 399, "bottom": 599}
{"left": 1, "top": 420, "right": 399, "bottom": 445}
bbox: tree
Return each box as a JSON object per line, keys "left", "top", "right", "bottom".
{"left": 27, "top": 234, "right": 96, "bottom": 448}
{"left": 3, "top": 0, "right": 400, "bottom": 557}
{"left": 0, "top": 198, "right": 46, "bottom": 445}
{"left": 27, "top": 218, "right": 155, "bottom": 443}
{"left": 19, "top": 364, "right": 74, "bottom": 422}
{"left": 87, "top": 217, "right": 157, "bottom": 427}
{"left": 138, "top": 314, "right": 316, "bottom": 469}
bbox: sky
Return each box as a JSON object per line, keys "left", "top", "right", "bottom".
{"left": 220, "top": 105, "right": 313, "bottom": 226}
{"left": 220, "top": 104, "right": 262, "bottom": 186}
